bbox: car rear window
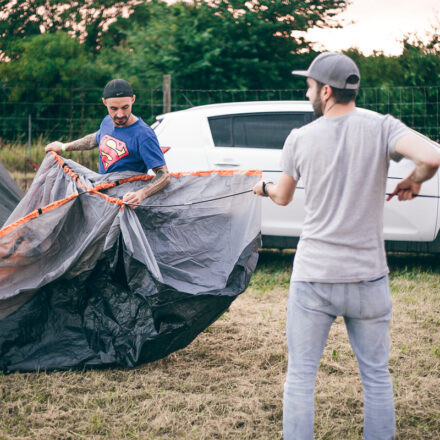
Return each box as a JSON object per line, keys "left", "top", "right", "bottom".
{"left": 209, "top": 112, "right": 314, "bottom": 149}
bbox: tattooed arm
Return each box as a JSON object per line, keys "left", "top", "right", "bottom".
{"left": 45, "top": 132, "right": 99, "bottom": 154}
{"left": 122, "top": 165, "right": 171, "bottom": 209}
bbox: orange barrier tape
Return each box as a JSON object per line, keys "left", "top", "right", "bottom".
{"left": 169, "top": 169, "right": 262, "bottom": 178}
{"left": 117, "top": 175, "right": 155, "bottom": 184}
{"left": 51, "top": 152, "right": 88, "bottom": 191}
{"left": 91, "top": 174, "right": 155, "bottom": 192}
{"left": 91, "top": 182, "right": 119, "bottom": 192}
{"left": 93, "top": 170, "right": 262, "bottom": 184}
{"left": 86, "top": 188, "right": 125, "bottom": 207}
{"left": 51, "top": 151, "right": 262, "bottom": 186}
{"left": 0, "top": 192, "right": 78, "bottom": 240}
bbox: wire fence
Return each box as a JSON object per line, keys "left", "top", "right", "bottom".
{"left": 0, "top": 86, "right": 439, "bottom": 142}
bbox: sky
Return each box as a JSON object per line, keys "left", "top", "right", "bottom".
{"left": 302, "top": 0, "right": 440, "bottom": 55}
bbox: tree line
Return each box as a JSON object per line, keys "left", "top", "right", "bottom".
{"left": 0, "top": 0, "right": 439, "bottom": 141}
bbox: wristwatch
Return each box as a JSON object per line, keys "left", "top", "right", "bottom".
{"left": 262, "top": 181, "right": 273, "bottom": 196}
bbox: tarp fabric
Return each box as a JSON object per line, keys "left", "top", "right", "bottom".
{"left": 0, "top": 153, "right": 261, "bottom": 372}
{"left": 0, "top": 161, "right": 24, "bottom": 227}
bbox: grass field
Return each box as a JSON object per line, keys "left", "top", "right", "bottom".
{"left": 0, "top": 140, "right": 99, "bottom": 191}
{"left": 0, "top": 251, "right": 439, "bottom": 440}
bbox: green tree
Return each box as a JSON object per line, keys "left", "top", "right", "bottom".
{"left": 0, "top": 0, "right": 141, "bottom": 59}
{"left": 98, "top": 0, "right": 348, "bottom": 90}
{"left": 345, "top": 27, "right": 440, "bottom": 88}
{"left": 344, "top": 29, "right": 440, "bottom": 140}
{"left": 0, "top": 32, "right": 109, "bottom": 138}
{"left": 0, "top": 32, "right": 104, "bottom": 100}
{"left": 398, "top": 34, "right": 440, "bottom": 87}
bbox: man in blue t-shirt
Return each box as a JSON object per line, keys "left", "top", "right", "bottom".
{"left": 45, "top": 79, "right": 170, "bottom": 207}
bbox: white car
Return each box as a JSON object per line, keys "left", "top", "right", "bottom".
{"left": 153, "top": 101, "right": 440, "bottom": 252}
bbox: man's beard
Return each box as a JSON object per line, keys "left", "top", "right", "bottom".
{"left": 113, "top": 114, "right": 130, "bottom": 126}
{"left": 311, "top": 94, "right": 323, "bottom": 117}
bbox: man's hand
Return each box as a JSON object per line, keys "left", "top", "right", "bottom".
{"left": 45, "top": 141, "right": 63, "bottom": 154}
{"left": 253, "top": 181, "right": 268, "bottom": 197}
{"left": 122, "top": 190, "right": 144, "bottom": 210}
{"left": 253, "top": 174, "right": 297, "bottom": 206}
{"left": 392, "top": 132, "right": 440, "bottom": 201}
{"left": 387, "top": 178, "right": 421, "bottom": 201}
{"left": 44, "top": 133, "right": 98, "bottom": 153}
{"left": 122, "top": 166, "right": 170, "bottom": 210}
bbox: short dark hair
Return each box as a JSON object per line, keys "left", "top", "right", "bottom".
{"left": 316, "top": 78, "right": 358, "bottom": 104}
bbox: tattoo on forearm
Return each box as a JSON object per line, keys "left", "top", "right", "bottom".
{"left": 141, "top": 166, "right": 170, "bottom": 199}
{"left": 67, "top": 132, "right": 98, "bottom": 151}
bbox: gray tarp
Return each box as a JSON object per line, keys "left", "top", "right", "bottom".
{"left": 0, "top": 153, "right": 261, "bottom": 372}
{"left": 0, "top": 160, "right": 24, "bottom": 227}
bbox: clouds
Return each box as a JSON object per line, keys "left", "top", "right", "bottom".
{"left": 303, "top": 0, "right": 440, "bottom": 55}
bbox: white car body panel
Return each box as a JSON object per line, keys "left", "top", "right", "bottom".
{"left": 153, "top": 101, "right": 440, "bottom": 248}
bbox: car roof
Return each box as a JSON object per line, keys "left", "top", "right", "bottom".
{"left": 156, "top": 100, "right": 313, "bottom": 119}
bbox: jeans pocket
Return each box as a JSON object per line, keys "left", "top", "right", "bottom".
{"left": 292, "top": 282, "right": 332, "bottom": 311}
{"left": 359, "top": 277, "right": 392, "bottom": 319}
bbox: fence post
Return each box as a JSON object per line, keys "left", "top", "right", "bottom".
{"left": 162, "top": 74, "right": 171, "bottom": 114}
{"left": 28, "top": 114, "right": 32, "bottom": 159}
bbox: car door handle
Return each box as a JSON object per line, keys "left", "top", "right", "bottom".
{"left": 214, "top": 161, "right": 240, "bottom": 167}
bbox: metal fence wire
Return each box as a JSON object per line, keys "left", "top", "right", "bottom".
{"left": 0, "top": 86, "right": 439, "bottom": 142}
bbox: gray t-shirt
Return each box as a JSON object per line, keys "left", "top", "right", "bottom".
{"left": 281, "top": 108, "right": 409, "bottom": 282}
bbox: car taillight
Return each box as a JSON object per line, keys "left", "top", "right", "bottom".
{"left": 160, "top": 146, "right": 171, "bottom": 154}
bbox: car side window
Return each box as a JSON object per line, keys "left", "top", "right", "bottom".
{"left": 209, "top": 117, "right": 233, "bottom": 147}
{"left": 209, "top": 112, "right": 314, "bottom": 149}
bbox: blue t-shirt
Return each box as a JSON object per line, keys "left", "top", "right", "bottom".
{"left": 96, "top": 115, "right": 166, "bottom": 174}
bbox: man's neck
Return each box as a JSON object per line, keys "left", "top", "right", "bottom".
{"left": 323, "top": 101, "right": 356, "bottom": 118}
{"left": 125, "top": 114, "right": 138, "bottom": 127}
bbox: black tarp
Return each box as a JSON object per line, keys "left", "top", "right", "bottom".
{"left": 0, "top": 160, "right": 24, "bottom": 227}
{"left": 0, "top": 154, "right": 261, "bottom": 372}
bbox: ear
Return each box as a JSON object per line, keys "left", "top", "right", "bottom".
{"left": 321, "top": 85, "right": 333, "bottom": 102}
{"left": 102, "top": 98, "right": 107, "bottom": 106}
{"left": 131, "top": 95, "right": 136, "bottom": 104}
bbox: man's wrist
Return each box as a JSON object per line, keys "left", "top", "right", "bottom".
{"left": 262, "top": 181, "right": 274, "bottom": 197}
{"left": 408, "top": 168, "right": 428, "bottom": 184}
{"left": 138, "top": 188, "right": 147, "bottom": 201}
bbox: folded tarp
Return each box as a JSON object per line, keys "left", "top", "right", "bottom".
{"left": 0, "top": 153, "right": 261, "bottom": 372}
{"left": 0, "top": 160, "right": 24, "bottom": 227}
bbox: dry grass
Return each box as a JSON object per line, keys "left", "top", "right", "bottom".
{"left": 0, "top": 252, "right": 439, "bottom": 439}
{"left": 1, "top": 140, "right": 100, "bottom": 191}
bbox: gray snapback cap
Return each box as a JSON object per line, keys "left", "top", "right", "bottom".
{"left": 292, "top": 52, "right": 360, "bottom": 90}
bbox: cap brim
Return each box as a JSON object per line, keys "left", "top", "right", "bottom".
{"left": 291, "top": 70, "right": 309, "bottom": 77}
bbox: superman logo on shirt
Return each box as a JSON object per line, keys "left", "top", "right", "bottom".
{"left": 99, "top": 135, "right": 129, "bottom": 171}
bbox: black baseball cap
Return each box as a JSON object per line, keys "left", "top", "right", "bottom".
{"left": 103, "top": 79, "right": 134, "bottom": 99}
{"left": 292, "top": 52, "right": 360, "bottom": 90}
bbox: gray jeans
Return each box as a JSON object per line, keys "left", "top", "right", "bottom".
{"left": 283, "top": 277, "right": 395, "bottom": 440}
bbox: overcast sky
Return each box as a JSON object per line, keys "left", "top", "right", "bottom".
{"left": 303, "top": 0, "right": 440, "bottom": 55}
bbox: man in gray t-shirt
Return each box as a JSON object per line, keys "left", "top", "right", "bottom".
{"left": 281, "top": 109, "right": 408, "bottom": 283}
{"left": 253, "top": 52, "right": 440, "bottom": 440}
